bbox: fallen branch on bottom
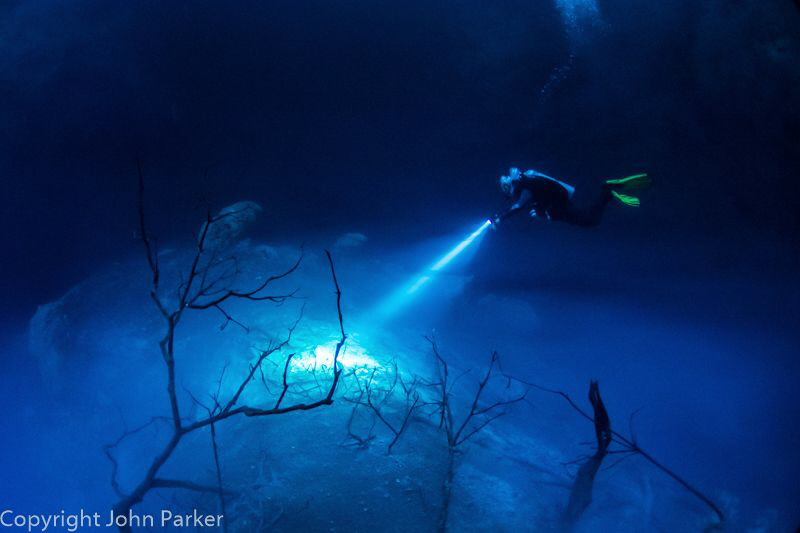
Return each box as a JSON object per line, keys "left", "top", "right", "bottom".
{"left": 506, "top": 375, "right": 725, "bottom": 530}
{"left": 562, "top": 381, "right": 611, "bottom": 528}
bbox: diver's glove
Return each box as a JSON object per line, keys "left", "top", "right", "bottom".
{"left": 490, "top": 215, "right": 501, "bottom": 229}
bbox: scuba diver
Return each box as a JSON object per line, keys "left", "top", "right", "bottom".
{"left": 492, "top": 167, "right": 650, "bottom": 227}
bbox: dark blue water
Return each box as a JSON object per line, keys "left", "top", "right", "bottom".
{"left": 1, "top": 1, "right": 798, "bottom": 531}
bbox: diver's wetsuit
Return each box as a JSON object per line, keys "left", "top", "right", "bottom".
{"left": 499, "top": 173, "right": 613, "bottom": 227}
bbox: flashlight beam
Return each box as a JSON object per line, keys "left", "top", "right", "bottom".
{"left": 375, "top": 219, "right": 493, "bottom": 319}
{"left": 430, "top": 220, "right": 492, "bottom": 272}
{"left": 406, "top": 220, "right": 491, "bottom": 295}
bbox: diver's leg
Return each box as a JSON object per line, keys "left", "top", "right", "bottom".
{"left": 560, "top": 187, "right": 613, "bottom": 227}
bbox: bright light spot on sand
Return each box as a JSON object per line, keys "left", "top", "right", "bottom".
{"left": 290, "top": 341, "right": 381, "bottom": 374}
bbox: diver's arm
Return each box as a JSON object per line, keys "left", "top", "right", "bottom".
{"left": 498, "top": 204, "right": 522, "bottom": 222}
{"left": 498, "top": 189, "right": 532, "bottom": 221}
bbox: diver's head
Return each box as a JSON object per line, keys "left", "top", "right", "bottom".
{"left": 499, "top": 167, "right": 521, "bottom": 196}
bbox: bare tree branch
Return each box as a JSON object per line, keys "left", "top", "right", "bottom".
{"left": 342, "top": 388, "right": 377, "bottom": 449}
{"left": 503, "top": 373, "right": 725, "bottom": 527}
{"left": 213, "top": 304, "right": 250, "bottom": 333}
{"left": 349, "top": 366, "right": 422, "bottom": 454}
{"left": 136, "top": 158, "right": 159, "bottom": 289}
{"left": 274, "top": 353, "right": 297, "bottom": 409}
{"left": 425, "top": 341, "right": 528, "bottom": 533}
{"left": 564, "top": 381, "right": 611, "bottom": 526}
{"left": 151, "top": 478, "right": 235, "bottom": 495}
{"left": 208, "top": 415, "right": 228, "bottom": 533}
{"left": 221, "top": 310, "right": 303, "bottom": 415}
{"left": 110, "top": 177, "right": 348, "bottom": 532}
{"left": 187, "top": 254, "right": 302, "bottom": 310}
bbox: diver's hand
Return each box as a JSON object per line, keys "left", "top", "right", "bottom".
{"left": 490, "top": 215, "right": 501, "bottom": 229}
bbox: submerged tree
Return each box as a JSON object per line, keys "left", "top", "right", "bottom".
{"left": 343, "top": 362, "right": 422, "bottom": 454}
{"left": 507, "top": 376, "right": 726, "bottom": 531}
{"left": 425, "top": 338, "right": 529, "bottom": 533}
{"left": 104, "top": 166, "right": 347, "bottom": 532}
{"left": 340, "top": 339, "right": 529, "bottom": 532}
